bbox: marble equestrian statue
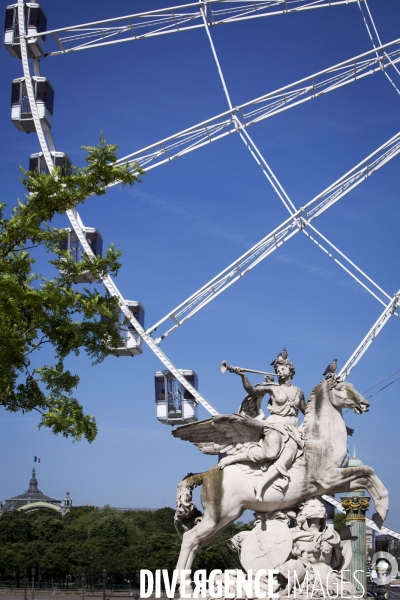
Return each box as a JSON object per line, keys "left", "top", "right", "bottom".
{"left": 172, "top": 357, "right": 389, "bottom": 575}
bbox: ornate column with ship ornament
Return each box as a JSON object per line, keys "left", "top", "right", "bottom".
{"left": 341, "top": 493, "right": 371, "bottom": 593}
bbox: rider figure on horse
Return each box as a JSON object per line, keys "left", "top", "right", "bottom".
{"left": 219, "top": 357, "right": 307, "bottom": 501}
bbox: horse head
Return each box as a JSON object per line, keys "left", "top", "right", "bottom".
{"left": 328, "top": 376, "right": 369, "bottom": 415}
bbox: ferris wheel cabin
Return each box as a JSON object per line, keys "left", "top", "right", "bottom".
{"left": 60, "top": 227, "right": 103, "bottom": 283}
{"left": 11, "top": 77, "right": 54, "bottom": 133}
{"left": 155, "top": 370, "right": 198, "bottom": 425}
{"left": 4, "top": 3, "right": 47, "bottom": 59}
{"left": 111, "top": 301, "right": 144, "bottom": 357}
{"left": 29, "top": 152, "right": 72, "bottom": 176}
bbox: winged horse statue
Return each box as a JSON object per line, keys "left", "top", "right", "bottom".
{"left": 172, "top": 374, "right": 388, "bottom": 574}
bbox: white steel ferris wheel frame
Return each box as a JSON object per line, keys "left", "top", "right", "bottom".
{"left": 15, "top": 0, "right": 400, "bottom": 420}
{"left": 28, "top": 0, "right": 376, "bottom": 57}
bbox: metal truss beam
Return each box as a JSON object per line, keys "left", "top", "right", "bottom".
{"left": 236, "top": 124, "right": 394, "bottom": 314}
{"left": 37, "top": 0, "right": 364, "bottom": 58}
{"left": 357, "top": 0, "right": 400, "bottom": 96}
{"left": 201, "top": 1, "right": 392, "bottom": 321}
{"left": 201, "top": 2, "right": 300, "bottom": 216}
{"left": 323, "top": 495, "right": 400, "bottom": 540}
{"left": 113, "top": 39, "right": 400, "bottom": 175}
{"left": 339, "top": 290, "right": 400, "bottom": 380}
{"left": 147, "top": 132, "right": 400, "bottom": 341}
{"left": 200, "top": 6, "right": 393, "bottom": 324}
{"left": 17, "top": 0, "right": 219, "bottom": 418}
{"left": 300, "top": 222, "right": 394, "bottom": 310}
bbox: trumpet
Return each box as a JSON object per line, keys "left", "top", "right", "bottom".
{"left": 220, "top": 360, "right": 278, "bottom": 377}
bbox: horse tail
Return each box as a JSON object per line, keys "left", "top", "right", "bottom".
{"left": 175, "top": 472, "right": 204, "bottom": 530}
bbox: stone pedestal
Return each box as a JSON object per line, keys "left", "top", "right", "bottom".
{"left": 341, "top": 495, "right": 370, "bottom": 594}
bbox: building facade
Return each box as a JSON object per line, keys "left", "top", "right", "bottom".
{"left": 1, "top": 469, "right": 72, "bottom": 515}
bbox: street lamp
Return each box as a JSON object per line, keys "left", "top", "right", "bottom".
{"left": 134, "top": 569, "right": 140, "bottom": 600}
{"left": 31, "top": 568, "right": 35, "bottom": 600}
{"left": 102, "top": 569, "right": 107, "bottom": 600}
{"left": 81, "top": 573, "right": 86, "bottom": 600}
{"left": 23, "top": 569, "right": 28, "bottom": 600}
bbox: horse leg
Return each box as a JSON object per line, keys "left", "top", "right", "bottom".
{"left": 316, "top": 465, "right": 388, "bottom": 523}
{"left": 176, "top": 509, "right": 242, "bottom": 572}
{"left": 176, "top": 515, "right": 217, "bottom": 571}
{"left": 176, "top": 467, "right": 244, "bottom": 572}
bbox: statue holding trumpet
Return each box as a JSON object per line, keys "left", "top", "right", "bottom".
{"left": 219, "top": 355, "right": 306, "bottom": 501}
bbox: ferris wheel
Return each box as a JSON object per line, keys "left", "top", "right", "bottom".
{"left": 4, "top": 0, "right": 400, "bottom": 540}
{"left": 4, "top": 1, "right": 400, "bottom": 430}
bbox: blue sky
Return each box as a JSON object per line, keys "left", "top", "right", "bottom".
{"left": 1, "top": 0, "right": 400, "bottom": 529}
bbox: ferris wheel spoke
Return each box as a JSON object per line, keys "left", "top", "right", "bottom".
{"left": 357, "top": 0, "right": 400, "bottom": 96}
{"left": 236, "top": 129, "right": 395, "bottom": 308}
{"left": 42, "top": 6, "right": 203, "bottom": 56}
{"left": 234, "top": 124, "right": 395, "bottom": 312}
{"left": 300, "top": 222, "right": 393, "bottom": 308}
{"left": 146, "top": 131, "right": 400, "bottom": 342}
{"left": 307, "top": 132, "right": 400, "bottom": 220}
{"left": 201, "top": 3, "right": 300, "bottom": 218}
{"left": 113, "top": 39, "right": 400, "bottom": 176}
{"left": 234, "top": 123, "right": 393, "bottom": 308}
{"left": 237, "top": 126, "right": 297, "bottom": 214}
{"left": 36, "top": 0, "right": 363, "bottom": 57}
{"left": 151, "top": 223, "right": 301, "bottom": 344}
{"left": 339, "top": 290, "right": 400, "bottom": 380}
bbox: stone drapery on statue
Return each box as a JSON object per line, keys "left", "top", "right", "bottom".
{"left": 172, "top": 365, "right": 388, "bottom": 577}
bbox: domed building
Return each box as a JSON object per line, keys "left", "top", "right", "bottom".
{"left": 1, "top": 468, "right": 72, "bottom": 515}
{"left": 343, "top": 447, "right": 367, "bottom": 496}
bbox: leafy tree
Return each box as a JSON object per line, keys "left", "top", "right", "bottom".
{"left": 0, "top": 510, "right": 32, "bottom": 544}
{"left": 30, "top": 511, "right": 63, "bottom": 542}
{"left": 0, "top": 506, "right": 251, "bottom": 583}
{"left": 88, "top": 506, "right": 128, "bottom": 545}
{"left": 152, "top": 507, "right": 181, "bottom": 534}
{"left": 0, "top": 137, "right": 143, "bottom": 442}
{"left": 334, "top": 512, "right": 346, "bottom": 532}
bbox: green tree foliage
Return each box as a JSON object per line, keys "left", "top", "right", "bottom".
{"left": 87, "top": 506, "right": 128, "bottom": 545}
{"left": 0, "top": 507, "right": 251, "bottom": 585}
{"left": 0, "top": 138, "right": 143, "bottom": 442}
{"left": 334, "top": 512, "right": 347, "bottom": 532}
{"left": 0, "top": 511, "right": 32, "bottom": 544}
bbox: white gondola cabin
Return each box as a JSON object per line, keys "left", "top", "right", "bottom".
{"left": 155, "top": 370, "right": 198, "bottom": 425}
{"left": 29, "top": 152, "right": 72, "bottom": 176}
{"left": 60, "top": 228, "right": 103, "bottom": 283}
{"left": 112, "top": 301, "right": 144, "bottom": 357}
{"left": 4, "top": 3, "right": 47, "bottom": 58}
{"left": 11, "top": 77, "right": 54, "bottom": 133}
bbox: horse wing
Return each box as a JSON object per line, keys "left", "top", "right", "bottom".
{"left": 172, "top": 414, "right": 264, "bottom": 455}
